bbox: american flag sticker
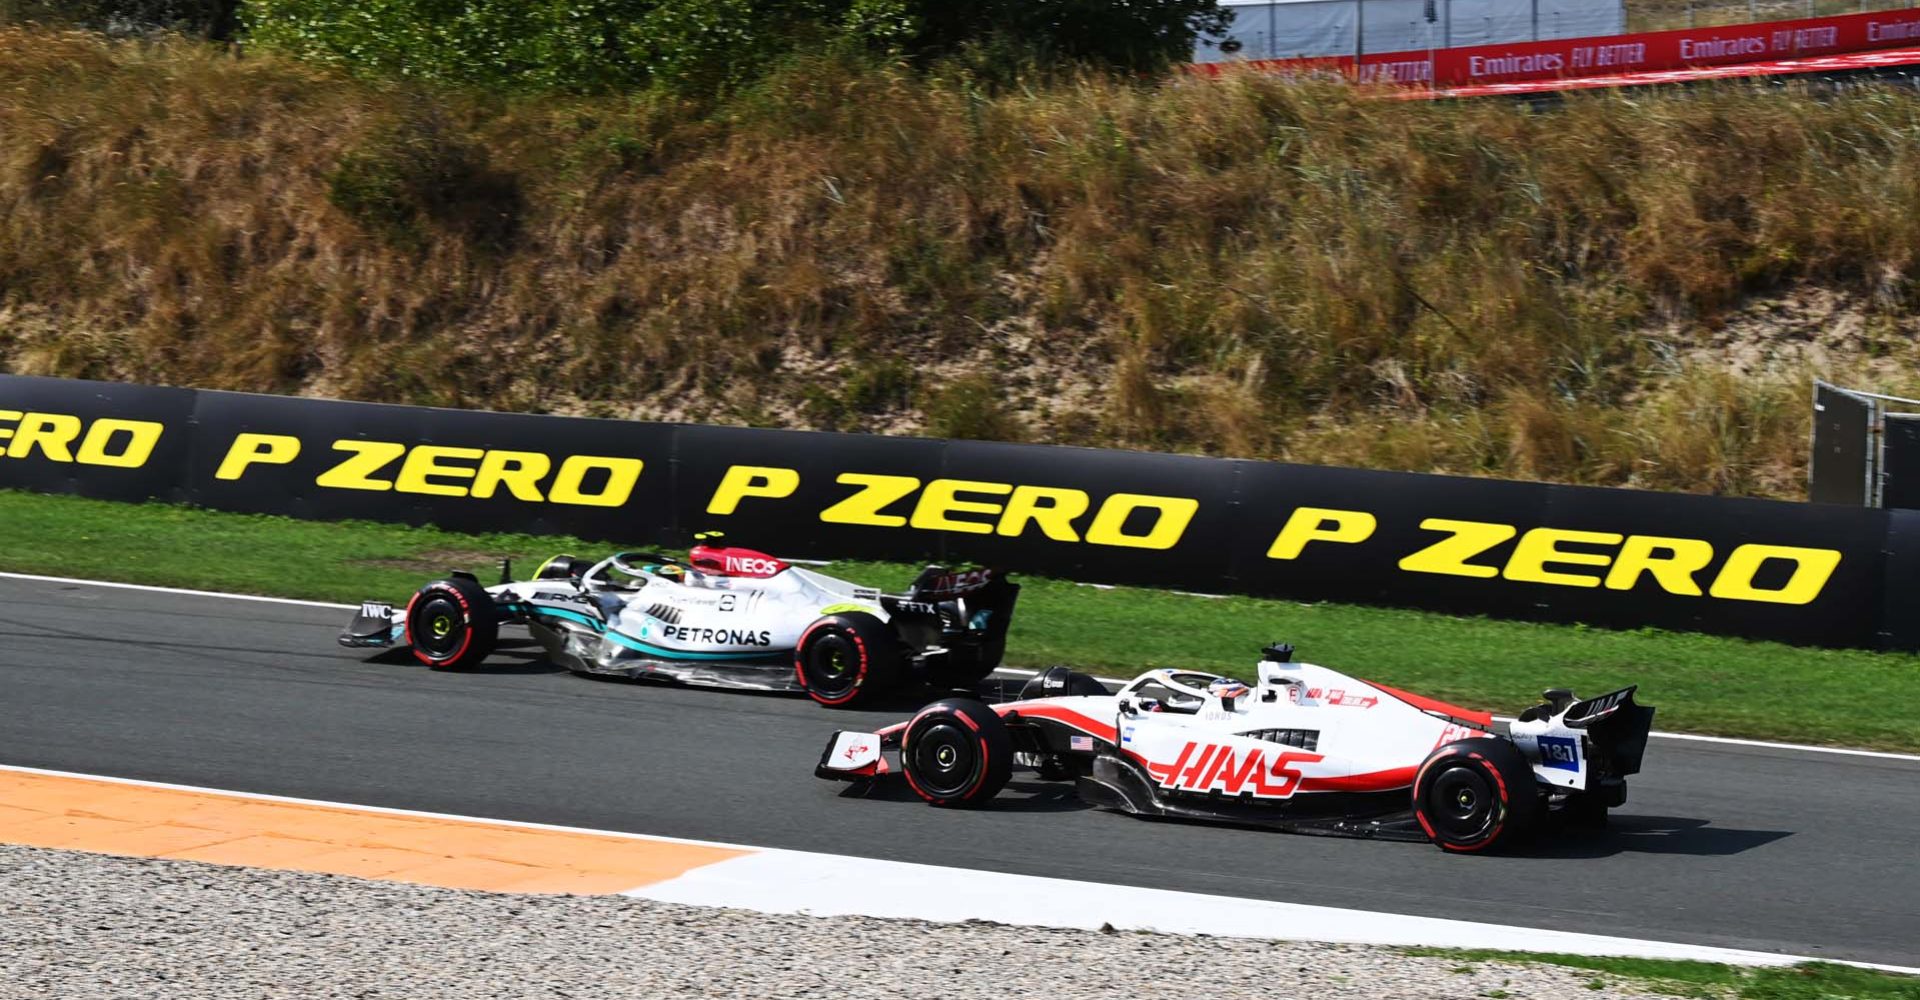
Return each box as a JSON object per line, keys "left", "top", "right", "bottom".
{"left": 1069, "top": 735, "right": 1095, "bottom": 751}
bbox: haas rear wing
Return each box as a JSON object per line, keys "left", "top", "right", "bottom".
{"left": 1564, "top": 685, "right": 1655, "bottom": 778}
{"left": 879, "top": 566, "right": 1020, "bottom": 676}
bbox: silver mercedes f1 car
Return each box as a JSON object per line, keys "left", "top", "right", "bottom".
{"left": 338, "top": 540, "right": 1018, "bottom": 707}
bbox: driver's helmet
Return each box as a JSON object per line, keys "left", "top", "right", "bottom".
{"left": 1208, "top": 678, "right": 1251, "bottom": 705}
{"left": 654, "top": 564, "right": 685, "bottom": 581}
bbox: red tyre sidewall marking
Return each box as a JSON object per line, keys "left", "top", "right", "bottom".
{"left": 1411, "top": 748, "right": 1458, "bottom": 842}
{"left": 902, "top": 706, "right": 984, "bottom": 807}
{"left": 793, "top": 621, "right": 825, "bottom": 688}
{"left": 443, "top": 588, "right": 474, "bottom": 665}
{"left": 403, "top": 590, "right": 424, "bottom": 663}
{"left": 955, "top": 708, "right": 987, "bottom": 802}
{"left": 900, "top": 709, "right": 936, "bottom": 803}
{"left": 1440, "top": 752, "right": 1508, "bottom": 853}
{"left": 797, "top": 621, "right": 868, "bottom": 706}
{"left": 406, "top": 587, "right": 473, "bottom": 667}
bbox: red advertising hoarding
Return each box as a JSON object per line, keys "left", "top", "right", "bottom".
{"left": 1195, "top": 7, "right": 1920, "bottom": 89}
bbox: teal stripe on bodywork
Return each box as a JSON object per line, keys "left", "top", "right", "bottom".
{"left": 599, "top": 631, "right": 788, "bottom": 661}
{"left": 503, "top": 600, "right": 787, "bottom": 662}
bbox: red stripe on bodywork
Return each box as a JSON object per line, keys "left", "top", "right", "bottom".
{"left": 997, "top": 703, "right": 1119, "bottom": 743}
{"left": 1365, "top": 680, "right": 1495, "bottom": 730}
{"left": 1299, "top": 765, "right": 1418, "bottom": 793}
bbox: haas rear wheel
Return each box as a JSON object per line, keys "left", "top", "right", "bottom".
{"left": 404, "top": 577, "right": 497, "bottom": 671}
{"left": 795, "top": 612, "right": 902, "bottom": 707}
{"left": 901, "top": 699, "right": 1012, "bottom": 807}
{"left": 1413, "top": 738, "right": 1542, "bottom": 853}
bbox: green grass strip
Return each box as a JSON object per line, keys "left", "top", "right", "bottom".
{"left": 1403, "top": 949, "right": 1919, "bottom": 1000}
{"left": 3, "top": 489, "right": 1917, "bottom": 752}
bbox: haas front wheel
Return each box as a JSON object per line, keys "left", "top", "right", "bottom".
{"left": 795, "top": 612, "right": 902, "bottom": 707}
{"left": 901, "top": 699, "right": 1012, "bottom": 807}
{"left": 1413, "top": 738, "right": 1541, "bottom": 853}
{"left": 404, "top": 577, "right": 497, "bottom": 671}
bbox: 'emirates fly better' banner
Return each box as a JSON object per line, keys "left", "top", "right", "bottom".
{"left": 1195, "top": 7, "right": 1920, "bottom": 87}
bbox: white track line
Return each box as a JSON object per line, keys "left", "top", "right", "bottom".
{"left": 0, "top": 571, "right": 356, "bottom": 610}
{"left": 7, "top": 571, "right": 1917, "bottom": 764}
{"left": 631, "top": 851, "right": 1920, "bottom": 975}
{"left": 4, "top": 763, "right": 1912, "bottom": 976}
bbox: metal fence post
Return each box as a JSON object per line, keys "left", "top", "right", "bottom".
{"left": 1356, "top": 0, "right": 1366, "bottom": 68}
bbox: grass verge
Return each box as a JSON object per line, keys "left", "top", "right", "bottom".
{"left": 1405, "top": 949, "right": 1919, "bottom": 999}
{"left": 3, "top": 489, "right": 1917, "bottom": 752}
{"left": 10, "top": 28, "right": 1920, "bottom": 497}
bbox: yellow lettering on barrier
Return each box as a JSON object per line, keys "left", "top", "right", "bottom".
{"left": 1605, "top": 536, "right": 1713, "bottom": 596}
{"left": 0, "top": 409, "right": 17, "bottom": 455}
{"left": 1708, "top": 544, "right": 1842, "bottom": 606}
{"left": 1398, "top": 519, "right": 1517, "bottom": 578}
{"left": 1266, "top": 507, "right": 1377, "bottom": 560}
{"left": 471, "top": 450, "right": 551, "bottom": 502}
{"left": 1084, "top": 494, "right": 1199, "bottom": 550}
{"left": 997, "top": 486, "right": 1090, "bottom": 541}
{"left": 5, "top": 412, "right": 82, "bottom": 462}
{"left": 72, "top": 418, "right": 163, "bottom": 468}
{"left": 910, "top": 480, "right": 1011, "bottom": 534}
{"left": 215, "top": 433, "right": 301, "bottom": 481}
{"left": 316, "top": 440, "right": 406, "bottom": 492}
{"left": 1503, "top": 528, "right": 1623, "bottom": 588}
{"left": 548, "top": 455, "right": 642, "bottom": 507}
{"left": 395, "top": 445, "right": 484, "bottom": 498}
{"left": 820, "top": 473, "right": 919, "bottom": 527}
{"left": 707, "top": 466, "right": 800, "bottom": 515}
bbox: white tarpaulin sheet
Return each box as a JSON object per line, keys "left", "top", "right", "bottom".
{"left": 1194, "top": 0, "right": 1625, "bottom": 62}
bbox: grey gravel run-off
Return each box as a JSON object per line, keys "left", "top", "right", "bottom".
{"left": 1, "top": 577, "right": 1916, "bottom": 967}
{"left": 0, "top": 843, "right": 1664, "bottom": 999}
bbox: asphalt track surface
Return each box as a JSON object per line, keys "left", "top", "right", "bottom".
{"left": 2, "top": 578, "right": 1916, "bottom": 968}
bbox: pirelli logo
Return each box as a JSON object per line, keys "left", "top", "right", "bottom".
{"left": 0, "top": 411, "right": 165, "bottom": 468}
{"left": 1263, "top": 507, "right": 1841, "bottom": 607}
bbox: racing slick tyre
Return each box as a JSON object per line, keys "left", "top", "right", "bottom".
{"left": 1413, "top": 738, "right": 1542, "bottom": 853}
{"left": 900, "top": 698, "right": 1012, "bottom": 808}
{"left": 404, "top": 577, "right": 498, "bottom": 671}
{"left": 795, "top": 612, "right": 903, "bottom": 707}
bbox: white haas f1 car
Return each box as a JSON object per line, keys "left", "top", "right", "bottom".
{"left": 819, "top": 644, "right": 1653, "bottom": 851}
{"left": 338, "top": 540, "right": 1018, "bottom": 707}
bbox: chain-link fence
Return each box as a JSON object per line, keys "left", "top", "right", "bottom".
{"left": 1196, "top": 0, "right": 1920, "bottom": 62}
{"left": 1811, "top": 381, "right": 1920, "bottom": 509}
{"left": 1198, "top": 1, "right": 1627, "bottom": 62}
{"left": 1629, "top": 0, "right": 1918, "bottom": 33}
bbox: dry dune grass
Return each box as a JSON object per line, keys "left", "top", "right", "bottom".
{"left": 5, "top": 27, "right": 1920, "bottom": 497}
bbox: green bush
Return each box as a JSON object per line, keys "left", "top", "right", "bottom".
{"left": 242, "top": 0, "right": 1225, "bottom": 94}
{"left": 326, "top": 116, "right": 522, "bottom": 251}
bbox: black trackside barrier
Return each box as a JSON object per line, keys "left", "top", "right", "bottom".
{"left": 1, "top": 373, "right": 1911, "bottom": 650}
{"left": 1884, "top": 415, "right": 1920, "bottom": 512}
